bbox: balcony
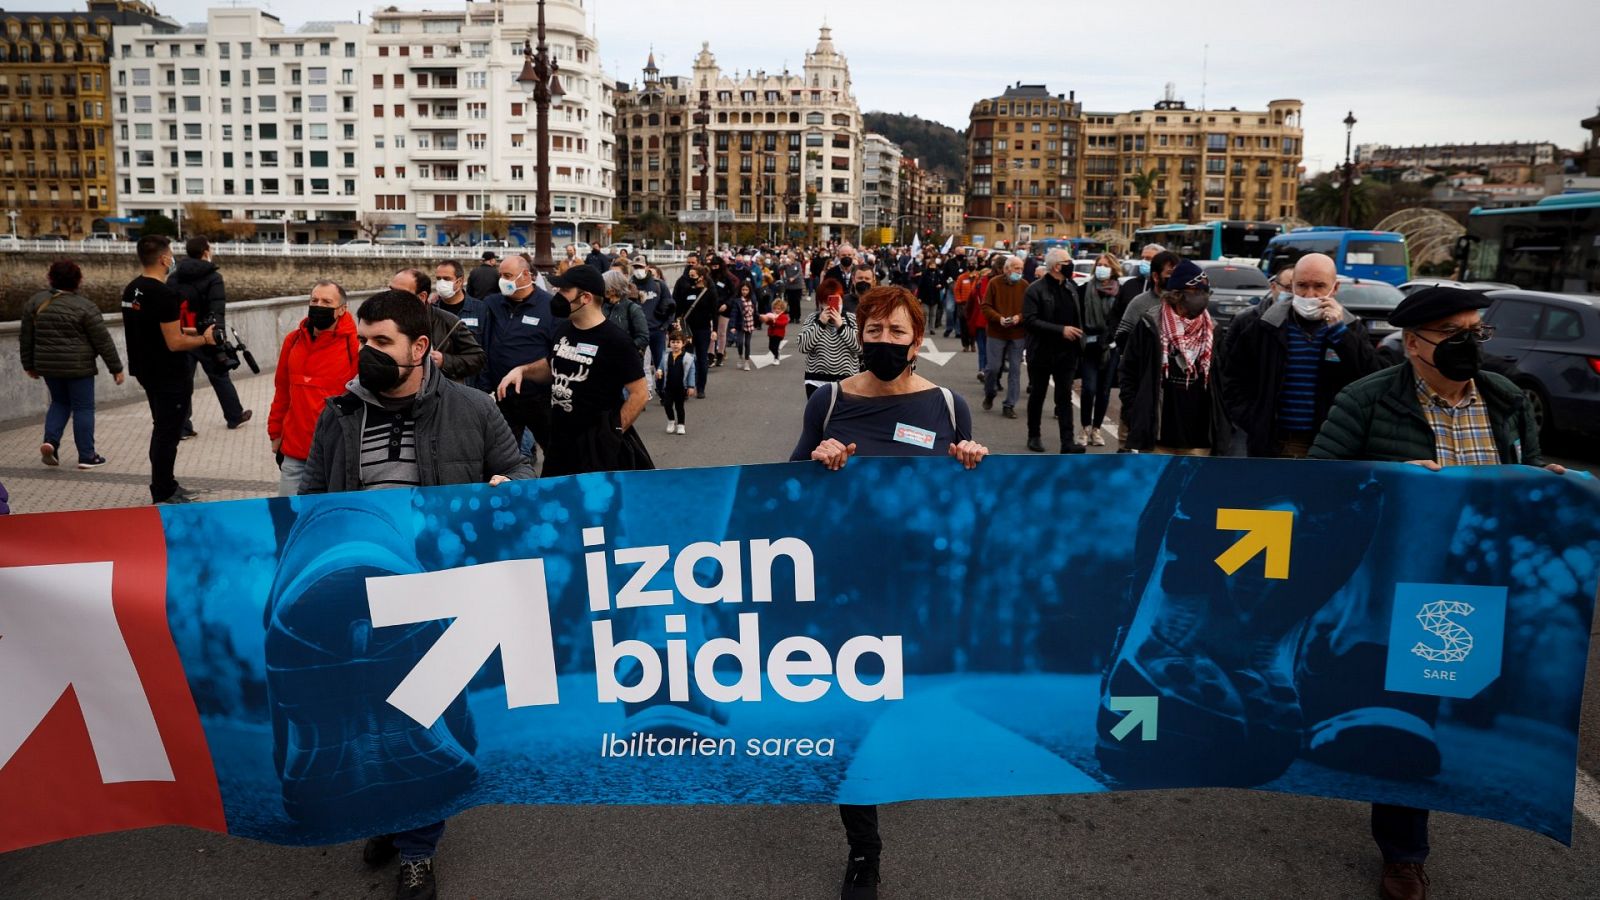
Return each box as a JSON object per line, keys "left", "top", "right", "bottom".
{"left": 411, "top": 143, "right": 467, "bottom": 160}
{"left": 412, "top": 82, "right": 466, "bottom": 98}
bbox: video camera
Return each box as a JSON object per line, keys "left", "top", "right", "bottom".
{"left": 197, "top": 317, "right": 261, "bottom": 375}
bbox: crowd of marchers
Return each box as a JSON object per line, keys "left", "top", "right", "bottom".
{"left": 9, "top": 230, "right": 1568, "bottom": 900}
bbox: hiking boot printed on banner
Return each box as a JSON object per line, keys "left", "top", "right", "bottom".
{"left": 264, "top": 493, "right": 479, "bottom": 828}
{"left": 1095, "top": 462, "right": 1384, "bottom": 788}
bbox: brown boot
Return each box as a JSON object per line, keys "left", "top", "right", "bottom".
{"left": 1379, "top": 863, "right": 1429, "bottom": 900}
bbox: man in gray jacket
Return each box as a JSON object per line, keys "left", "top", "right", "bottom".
{"left": 292, "top": 290, "right": 530, "bottom": 900}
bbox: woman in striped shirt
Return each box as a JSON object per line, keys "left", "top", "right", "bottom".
{"left": 796, "top": 277, "right": 861, "bottom": 398}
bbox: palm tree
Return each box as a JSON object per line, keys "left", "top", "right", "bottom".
{"left": 1127, "top": 169, "right": 1160, "bottom": 230}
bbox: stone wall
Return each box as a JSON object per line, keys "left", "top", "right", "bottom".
{"left": 1, "top": 251, "right": 471, "bottom": 320}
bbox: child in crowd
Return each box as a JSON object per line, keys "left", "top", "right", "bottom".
{"left": 762, "top": 298, "right": 790, "bottom": 367}
{"left": 654, "top": 330, "right": 695, "bottom": 435}
{"left": 736, "top": 282, "right": 757, "bottom": 371}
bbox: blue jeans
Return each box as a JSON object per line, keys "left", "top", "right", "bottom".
{"left": 393, "top": 821, "right": 446, "bottom": 862}
{"left": 43, "top": 375, "right": 97, "bottom": 461}
{"left": 974, "top": 327, "right": 988, "bottom": 372}
{"left": 648, "top": 330, "right": 668, "bottom": 385}
{"left": 985, "top": 336, "right": 1023, "bottom": 408}
{"left": 941, "top": 288, "right": 957, "bottom": 334}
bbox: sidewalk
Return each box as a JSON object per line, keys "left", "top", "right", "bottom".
{"left": 0, "top": 372, "right": 280, "bottom": 515}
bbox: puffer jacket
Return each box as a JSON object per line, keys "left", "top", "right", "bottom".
{"left": 1309, "top": 364, "right": 1543, "bottom": 466}
{"left": 299, "top": 359, "right": 534, "bottom": 495}
{"left": 20, "top": 289, "right": 123, "bottom": 378}
{"left": 268, "top": 311, "right": 360, "bottom": 461}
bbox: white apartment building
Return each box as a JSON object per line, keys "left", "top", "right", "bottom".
{"left": 363, "top": 0, "right": 615, "bottom": 247}
{"left": 861, "top": 133, "right": 901, "bottom": 241}
{"left": 111, "top": 8, "right": 367, "bottom": 242}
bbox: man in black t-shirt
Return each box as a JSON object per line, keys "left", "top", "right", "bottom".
{"left": 496, "top": 265, "right": 649, "bottom": 477}
{"left": 122, "top": 235, "right": 219, "bottom": 503}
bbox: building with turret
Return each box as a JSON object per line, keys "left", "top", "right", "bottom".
{"left": 615, "top": 26, "right": 863, "bottom": 245}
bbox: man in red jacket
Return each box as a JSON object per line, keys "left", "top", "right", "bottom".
{"left": 267, "top": 280, "right": 359, "bottom": 496}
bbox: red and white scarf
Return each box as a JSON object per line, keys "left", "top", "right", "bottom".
{"left": 1159, "top": 301, "right": 1215, "bottom": 386}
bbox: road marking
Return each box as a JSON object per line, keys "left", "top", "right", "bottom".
{"left": 1577, "top": 767, "right": 1600, "bottom": 828}
{"left": 750, "top": 338, "right": 792, "bottom": 369}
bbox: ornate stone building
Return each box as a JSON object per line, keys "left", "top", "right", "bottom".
{"left": 615, "top": 27, "right": 863, "bottom": 245}
{"left": 963, "top": 83, "right": 1083, "bottom": 249}
{"left": 1, "top": 0, "right": 175, "bottom": 238}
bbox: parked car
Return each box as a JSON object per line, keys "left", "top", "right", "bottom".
{"left": 1333, "top": 276, "right": 1407, "bottom": 346}
{"left": 1478, "top": 290, "right": 1600, "bottom": 440}
{"left": 34, "top": 233, "right": 70, "bottom": 242}
{"left": 610, "top": 242, "right": 636, "bottom": 255}
{"left": 1397, "top": 279, "right": 1515, "bottom": 296}
{"left": 1193, "top": 260, "right": 1271, "bottom": 332}
{"left": 84, "top": 232, "right": 122, "bottom": 242}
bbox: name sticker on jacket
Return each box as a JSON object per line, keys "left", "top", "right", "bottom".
{"left": 462, "top": 317, "right": 479, "bottom": 327}
{"left": 893, "top": 423, "right": 937, "bottom": 450}
{"left": 522, "top": 315, "right": 541, "bottom": 326}
{"left": 1324, "top": 348, "right": 1342, "bottom": 363}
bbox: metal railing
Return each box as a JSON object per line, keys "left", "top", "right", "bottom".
{"left": 0, "top": 238, "right": 695, "bottom": 263}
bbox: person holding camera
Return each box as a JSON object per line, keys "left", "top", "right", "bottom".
{"left": 172, "top": 236, "right": 251, "bottom": 434}
{"left": 123, "top": 235, "right": 219, "bottom": 504}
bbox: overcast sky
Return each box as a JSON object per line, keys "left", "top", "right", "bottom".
{"left": 28, "top": 0, "right": 1600, "bottom": 173}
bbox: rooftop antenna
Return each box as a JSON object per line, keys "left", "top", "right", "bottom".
{"left": 1200, "top": 43, "right": 1208, "bottom": 110}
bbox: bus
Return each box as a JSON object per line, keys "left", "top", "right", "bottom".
{"left": 1258, "top": 227, "right": 1411, "bottom": 286}
{"left": 1029, "top": 237, "right": 1108, "bottom": 260}
{"left": 1133, "top": 220, "right": 1281, "bottom": 261}
{"left": 1455, "top": 193, "right": 1600, "bottom": 295}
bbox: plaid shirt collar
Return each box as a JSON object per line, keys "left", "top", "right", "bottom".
{"left": 1415, "top": 377, "right": 1499, "bottom": 467}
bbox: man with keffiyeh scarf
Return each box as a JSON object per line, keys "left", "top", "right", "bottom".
{"left": 1118, "top": 258, "right": 1234, "bottom": 455}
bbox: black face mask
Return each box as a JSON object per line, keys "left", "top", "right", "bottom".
{"left": 1417, "top": 332, "right": 1482, "bottom": 382}
{"left": 306, "top": 305, "right": 336, "bottom": 331}
{"left": 550, "top": 291, "right": 575, "bottom": 319}
{"left": 358, "top": 344, "right": 420, "bottom": 394}
{"left": 853, "top": 282, "right": 871, "bottom": 295}
{"left": 860, "top": 340, "right": 913, "bottom": 382}
{"left": 1176, "top": 293, "right": 1211, "bottom": 318}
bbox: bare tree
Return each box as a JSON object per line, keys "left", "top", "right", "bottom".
{"left": 357, "top": 212, "right": 393, "bottom": 242}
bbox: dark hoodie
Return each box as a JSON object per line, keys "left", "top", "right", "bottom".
{"left": 170, "top": 256, "right": 226, "bottom": 326}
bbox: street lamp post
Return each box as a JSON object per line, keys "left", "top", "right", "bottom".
{"left": 6, "top": 209, "right": 18, "bottom": 236}
{"left": 1337, "top": 110, "right": 1359, "bottom": 228}
{"left": 515, "top": 0, "right": 565, "bottom": 273}
{"left": 693, "top": 94, "right": 711, "bottom": 252}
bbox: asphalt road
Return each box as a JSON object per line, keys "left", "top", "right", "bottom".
{"left": 4, "top": 332, "right": 1598, "bottom": 900}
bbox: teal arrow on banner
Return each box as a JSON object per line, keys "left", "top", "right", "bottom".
{"left": 1108, "top": 696, "right": 1159, "bottom": 742}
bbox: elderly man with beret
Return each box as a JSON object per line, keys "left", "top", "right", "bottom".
{"left": 1310, "top": 286, "right": 1565, "bottom": 900}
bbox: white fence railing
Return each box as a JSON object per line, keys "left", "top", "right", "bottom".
{"left": 1, "top": 239, "right": 694, "bottom": 264}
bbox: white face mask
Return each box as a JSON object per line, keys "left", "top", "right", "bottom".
{"left": 1094, "top": 266, "right": 1112, "bottom": 282}
{"left": 434, "top": 279, "right": 458, "bottom": 300}
{"left": 498, "top": 276, "right": 520, "bottom": 296}
{"left": 1292, "top": 292, "right": 1326, "bottom": 318}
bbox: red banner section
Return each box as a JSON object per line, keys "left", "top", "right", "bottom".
{"left": 0, "top": 507, "right": 225, "bottom": 854}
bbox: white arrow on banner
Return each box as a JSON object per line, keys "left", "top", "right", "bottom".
{"left": 918, "top": 337, "right": 957, "bottom": 367}
{"left": 0, "top": 562, "right": 174, "bottom": 783}
{"left": 367, "top": 558, "right": 561, "bottom": 728}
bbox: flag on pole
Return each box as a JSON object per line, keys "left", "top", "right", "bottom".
{"left": 940, "top": 235, "right": 954, "bottom": 255}
{"left": 909, "top": 234, "right": 922, "bottom": 259}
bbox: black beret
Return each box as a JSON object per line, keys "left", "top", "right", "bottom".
{"left": 1386, "top": 286, "right": 1492, "bottom": 328}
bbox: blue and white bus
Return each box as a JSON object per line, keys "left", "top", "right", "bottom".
{"left": 1455, "top": 193, "right": 1600, "bottom": 295}
{"left": 1133, "top": 220, "right": 1281, "bottom": 261}
{"left": 1258, "top": 227, "right": 1411, "bottom": 286}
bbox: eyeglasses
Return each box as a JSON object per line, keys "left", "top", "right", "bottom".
{"left": 1419, "top": 324, "right": 1496, "bottom": 344}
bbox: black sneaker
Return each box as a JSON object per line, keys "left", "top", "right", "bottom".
{"left": 180, "top": 427, "right": 199, "bottom": 440}
{"left": 1027, "top": 436, "right": 1046, "bottom": 453}
{"left": 982, "top": 397, "right": 994, "bottom": 411}
{"left": 395, "top": 857, "right": 437, "bottom": 900}
{"left": 1002, "top": 405, "right": 1017, "bottom": 419}
{"left": 157, "top": 488, "right": 201, "bottom": 505}
{"left": 77, "top": 455, "right": 108, "bottom": 470}
{"left": 227, "top": 409, "right": 254, "bottom": 430}
{"left": 40, "top": 441, "right": 59, "bottom": 466}
{"left": 1062, "top": 443, "right": 1087, "bottom": 455}
{"left": 364, "top": 834, "right": 399, "bottom": 868}
{"left": 840, "top": 854, "right": 880, "bottom": 900}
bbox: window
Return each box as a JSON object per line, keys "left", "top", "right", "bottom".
{"left": 309, "top": 150, "right": 328, "bottom": 167}
{"left": 185, "top": 151, "right": 202, "bottom": 166}
{"left": 1487, "top": 300, "right": 1542, "bottom": 341}
{"left": 259, "top": 96, "right": 277, "bottom": 112}
{"left": 134, "top": 123, "right": 152, "bottom": 139}
{"left": 308, "top": 67, "right": 326, "bottom": 85}
{"left": 308, "top": 95, "right": 327, "bottom": 113}
{"left": 466, "top": 71, "right": 486, "bottom": 89}
{"left": 185, "top": 177, "right": 204, "bottom": 194}
{"left": 182, "top": 67, "right": 200, "bottom": 85}
{"left": 373, "top": 104, "right": 384, "bottom": 117}
{"left": 310, "top": 123, "right": 328, "bottom": 140}
{"left": 183, "top": 96, "right": 201, "bottom": 112}
{"left": 259, "top": 123, "right": 277, "bottom": 139}
{"left": 183, "top": 123, "right": 202, "bottom": 139}
{"left": 133, "top": 95, "right": 152, "bottom": 113}
{"left": 1540, "top": 307, "right": 1583, "bottom": 342}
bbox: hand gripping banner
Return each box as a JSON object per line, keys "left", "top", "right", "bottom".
{"left": 2, "top": 456, "right": 1597, "bottom": 854}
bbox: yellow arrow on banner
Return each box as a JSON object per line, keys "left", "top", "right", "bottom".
{"left": 1214, "top": 508, "right": 1294, "bottom": 579}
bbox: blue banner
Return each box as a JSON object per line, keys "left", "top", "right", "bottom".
{"left": 1, "top": 456, "right": 1596, "bottom": 854}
